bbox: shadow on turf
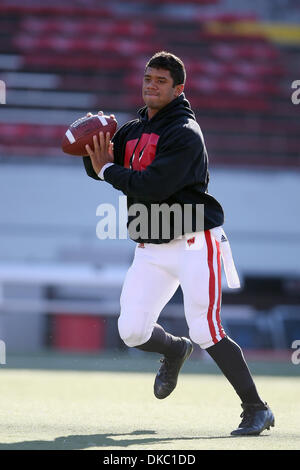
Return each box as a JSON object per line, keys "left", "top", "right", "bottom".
{"left": 0, "top": 429, "right": 270, "bottom": 450}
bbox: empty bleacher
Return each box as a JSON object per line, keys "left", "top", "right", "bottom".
{"left": 0, "top": 0, "right": 299, "bottom": 166}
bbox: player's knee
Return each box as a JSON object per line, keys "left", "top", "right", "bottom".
{"left": 118, "top": 315, "right": 149, "bottom": 348}
{"left": 188, "top": 318, "right": 221, "bottom": 350}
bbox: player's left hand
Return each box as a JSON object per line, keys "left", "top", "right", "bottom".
{"left": 85, "top": 110, "right": 115, "bottom": 175}
{"left": 85, "top": 129, "right": 114, "bottom": 175}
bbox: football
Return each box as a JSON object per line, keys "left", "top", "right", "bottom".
{"left": 62, "top": 114, "right": 117, "bottom": 156}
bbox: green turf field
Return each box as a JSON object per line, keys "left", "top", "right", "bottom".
{"left": 0, "top": 351, "right": 299, "bottom": 450}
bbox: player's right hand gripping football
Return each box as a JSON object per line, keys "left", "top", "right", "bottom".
{"left": 85, "top": 110, "right": 116, "bottom": 175}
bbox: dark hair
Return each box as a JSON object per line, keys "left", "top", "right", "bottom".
{"left": 145, "top": 51, "right": 186, "bottom": 87}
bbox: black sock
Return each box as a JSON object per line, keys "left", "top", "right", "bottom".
{"left": 206, "top": 336, "right": 265, "bottom": 405}
{"left": 136, "top": 324, "right": 184, "bottom": 358}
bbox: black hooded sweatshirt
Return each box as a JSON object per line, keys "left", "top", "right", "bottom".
{"left": 83, "top": 93, "right": 224, "bottom": 244}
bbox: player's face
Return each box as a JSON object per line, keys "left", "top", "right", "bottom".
{"left": 142, "top": 67, "right": 184, "bottom": 115}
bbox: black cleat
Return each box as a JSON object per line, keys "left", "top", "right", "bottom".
{"left": 231, "top": 402, "right": 275, "bottom": 436}
{"left": 154, "top": 337, "right": 193, "bottom": 399}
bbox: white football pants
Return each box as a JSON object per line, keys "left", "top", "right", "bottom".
{"left": 118, "top": 229, "right": 226, "bottom": 350}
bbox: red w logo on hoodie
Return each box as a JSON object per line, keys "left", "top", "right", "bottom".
{"left": 124, "top": 133, "right": 159, "bottom": 171}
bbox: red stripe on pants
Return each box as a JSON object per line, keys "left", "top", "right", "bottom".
{"left": 215, "top": 240, "right": 225, "bottom": 340}
{"left": 205, "top": 231, "right": 217, "bottom": 344}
